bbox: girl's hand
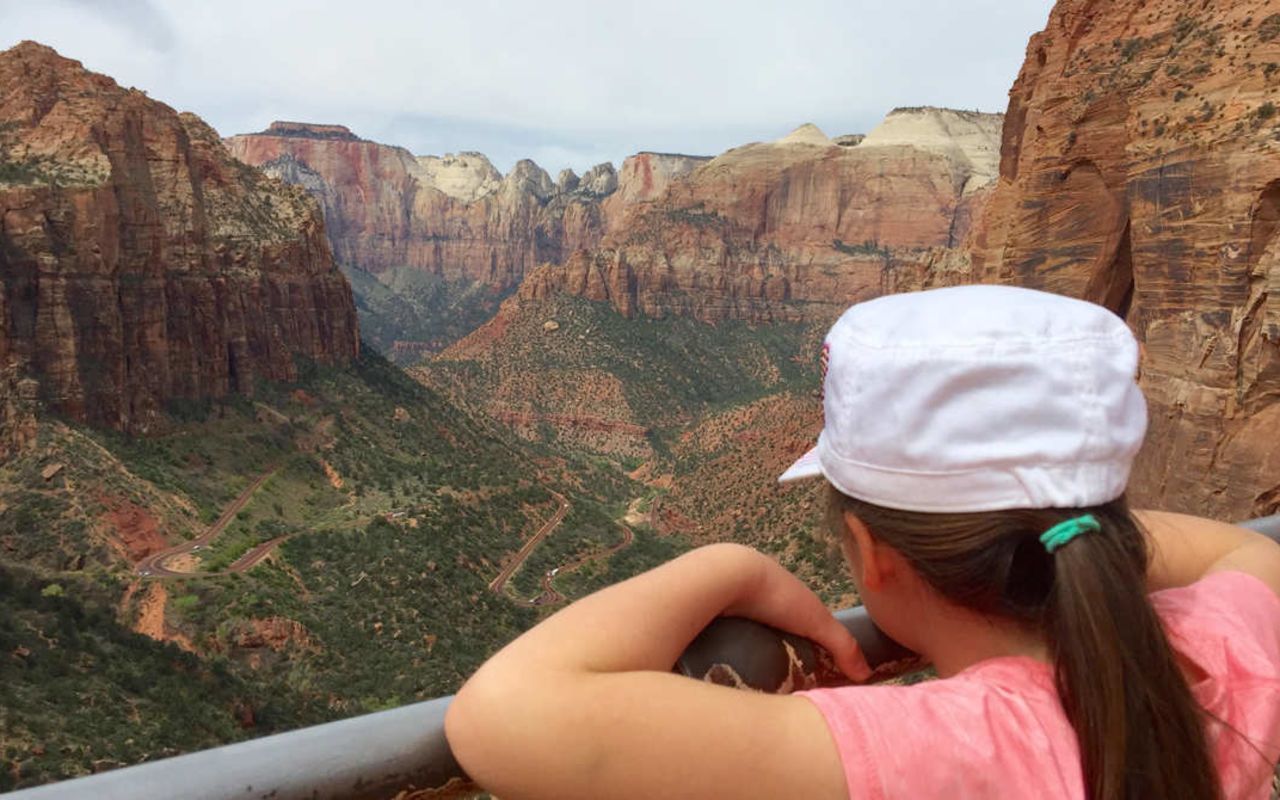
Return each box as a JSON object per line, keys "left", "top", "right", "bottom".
{"left": 720, "top": 545, "right": 872, "bottom": 682}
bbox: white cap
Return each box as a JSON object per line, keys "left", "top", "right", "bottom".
{"left": 779, "top": 285, "right": 1147, "bottom": 512}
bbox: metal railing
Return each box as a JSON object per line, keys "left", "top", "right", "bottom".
{"left": 7, "top": 513, "right": 1280, "bottom": 800}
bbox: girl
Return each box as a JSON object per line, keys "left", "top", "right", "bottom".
{"left": 445, "top": 285, "right": 1280, "bottom": 799}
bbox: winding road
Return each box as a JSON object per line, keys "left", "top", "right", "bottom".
{"left": 533, "top": 523, "right": 634, "bottom": 605}
{"left": 138, "top": 469, "right": 633, "bottom": 599}
{"left": 487, "top": 488, "right": 636, "bottom": 607}
{"left": 487, "top": 491, "right": 570, "bottom": 594}
{"left": 135, "top": 469, "right": 279, "bottom": 578}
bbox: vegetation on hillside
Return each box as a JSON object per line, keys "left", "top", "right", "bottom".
{"left": 0, "top": 563, "right": 327, "bottom": 791}
{"left": 428, "top": 295, "right": 823, "bottom": 456}
{"left": 344, "top": 265, "right": 511, "bottom": 364}
{"left": 4, "top": 288, "right": 853, "bottom": 791}
{"left": 424, "top": 296, "right": 854, "bottom": 600}
{"left": 0, "top": 347, "right": 677, "bottom": 789}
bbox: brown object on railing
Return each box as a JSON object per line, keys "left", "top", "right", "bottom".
{"left": 674, "top": 606, "right": 925, "bottom": 692}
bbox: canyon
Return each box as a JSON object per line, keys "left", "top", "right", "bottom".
{"left": 0, "top": 42, "right": 359, "bottom": 434}
{"left": 519, "top": 110, "right": 1002, "bottom": 321}
{"left": 419, "top": 1, "right": 1280, "bottom": 524}
{"left": 231, "top": 109, "right": 1003, "bottom": 325}
{"left": 227, "top": 122, "right": 710, "bottom": 289}
{"left": 4, "top": 0, "right": 1280, "bottom": 787}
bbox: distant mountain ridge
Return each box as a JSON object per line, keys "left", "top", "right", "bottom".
{"left": 230, "top": 110, "right": 1002, "bottom": 333}
{"left": 227, "top": 122, "right": 711, "bottom": 290}
{"left": 520, "top": 113, "right": 1003, "bottom": 321}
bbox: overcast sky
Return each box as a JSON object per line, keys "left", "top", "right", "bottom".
{"left": 1, "top": 0, "right": 1054, "bottom": 175}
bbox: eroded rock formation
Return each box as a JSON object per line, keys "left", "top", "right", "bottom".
{"left": 0, "top": 42, "right": 359, "bottom": 433}
{"left": 228, "top": 124, "right": 710, "bottom": 289}
{"left": 522, "top": 111, "right": 1003, "bottom": 321}
{"left": 968, "top": 1, "right": 1280, "bottom": 519}
{"left": 229, "top": 113, "right": 1003, "bottom": 325}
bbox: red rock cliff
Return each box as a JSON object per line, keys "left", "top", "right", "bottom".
{"left": 520, "top": 112, "right": 1003, "bottom": 322}
{"left": 968, "top": 1, "right": 1280, "bottom": 519}
{"left": 227, "top": 126, "right": 664, "bottom": 287}
{"left": 0, "top": 42, "right": 359, "bottom": 433}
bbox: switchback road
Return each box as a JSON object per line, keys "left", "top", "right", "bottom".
{"left": 135, "top": 469, "right": 277, "bottom": 578}
{"left": 488, "top": 491, "right": 570, "bottom": 595}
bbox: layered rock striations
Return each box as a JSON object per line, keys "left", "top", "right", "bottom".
{"left": 601, "top": 151, "right": 712, "bottom": 227}
{"left": 521, "top": 111, "right": 1003, "bottom": 322}
{"left": 0, "top": 42, "right": 359, "bottom": 433}
{"left": 228, "top": 125, "right": 701, "bottom": 288}
{"left": 967, "top": 1, "right": 1280, "bottom": 519}
{"left": 228, "top": 112, "right": 1004, "bottom": 325}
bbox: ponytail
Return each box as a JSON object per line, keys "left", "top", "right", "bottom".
{"left": 827, "top": 488, "right": 1220, "bottom": 799}
{"left": 1048, "top": 507, "right": 1219, "bottom": 800}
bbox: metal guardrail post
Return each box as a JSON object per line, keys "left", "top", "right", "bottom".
{"left": 6, "top": 514, "right": 1279, "bottom": 799}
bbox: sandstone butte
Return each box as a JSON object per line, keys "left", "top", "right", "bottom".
{"left": 226, "top": 124, "right": 709, "bottom": 288}
{"left": 965, "top": 0, "right": 1280, "bottom": 522}
{"left": 0, "top": 41, "right": 360, "bottom": 444}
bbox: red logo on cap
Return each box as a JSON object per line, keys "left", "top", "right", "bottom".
{"left": 820, "top": 342, "right": 830, "bottom": 400}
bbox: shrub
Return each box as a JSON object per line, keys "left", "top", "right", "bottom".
{"left": 832, "top": 239, "right": 890, "bottom": 258}
{"left": 1258, "top": 14, "right": 1280, "bottom": 42}
{"left": 1121, "top": 37, "right": 1146, "bottom": 62}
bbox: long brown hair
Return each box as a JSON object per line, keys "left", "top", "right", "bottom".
{"left": 828, "top": 488, "right": 1220, "bottom": 800}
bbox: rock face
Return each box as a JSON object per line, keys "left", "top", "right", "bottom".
{"left": 414, "top": 151, "right": 502, "bottom": 203}
{"left": 0, "top": 42, "right": 359, "bottom": 433}
{"left": 227, "top": 126, "right": 682, "bottom": 288}
{"left": 603, "top": 151, "right": 712, "bottom": 220}
{"left": 522, "top": 112, "right": 1003, "bottom": 322}
{"left": 967, "top": 1, "right": 1280, "bottom": 519}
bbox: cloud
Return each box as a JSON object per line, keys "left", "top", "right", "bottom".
{"left": 65, "top": 0, "right": 176, "bottom": 52}
{"left": 0, "top": 0, "right": 1054, "bottom": 174}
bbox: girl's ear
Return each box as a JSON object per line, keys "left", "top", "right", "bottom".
{"left": 842, "top": 510, "right": 891, "bottom": 591}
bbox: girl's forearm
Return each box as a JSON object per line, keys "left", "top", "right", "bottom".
{"left": 478, "top": 542, "right": 767, "bottom": 678}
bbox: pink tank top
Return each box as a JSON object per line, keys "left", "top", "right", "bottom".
{"left": 798, "top": 571, "right": 1280, "bottom": 799}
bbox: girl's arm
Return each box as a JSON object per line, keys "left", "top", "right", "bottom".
{"left": 1137, "top": 509, "right": 1280, "bottom": 596}
{"left": 444, "top": 543, "right": 866, "bottom": 800}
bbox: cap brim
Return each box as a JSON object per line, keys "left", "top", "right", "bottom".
{"left": 778, "top": 445, "right": 823, "bottom": 484}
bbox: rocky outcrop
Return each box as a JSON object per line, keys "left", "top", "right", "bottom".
{"left": 602, "top": 151, "right": 712, "bottom": 225}
{"left": 0, "top": 366, "right": 37, "bottom": 460}
{"left": 0, "top": 42, "right": 359, "bottom": 433}
{"left": 227, "top": 127, "right": 425, "bottom": 274}
{"left": 260, "top": 121, "right": 361, "bottom": 141}
{"left": 227, "top": 125, "right": 636, "bottom": 287}
{"left": 415, "top": 151, "right": 502, "bottom": 203}
{"left": 967, "top": 1, "right": 1280, "bottom": 520}
{"left": 861, "top": 107, "right": 1002, "bottom": 195}
{"left": 523, "top": 112, "right": 1003, "bottom": 322}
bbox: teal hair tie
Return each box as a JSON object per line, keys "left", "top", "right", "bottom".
{"left": 1040, "top": 514, "right": 1102, "bottom": 554}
